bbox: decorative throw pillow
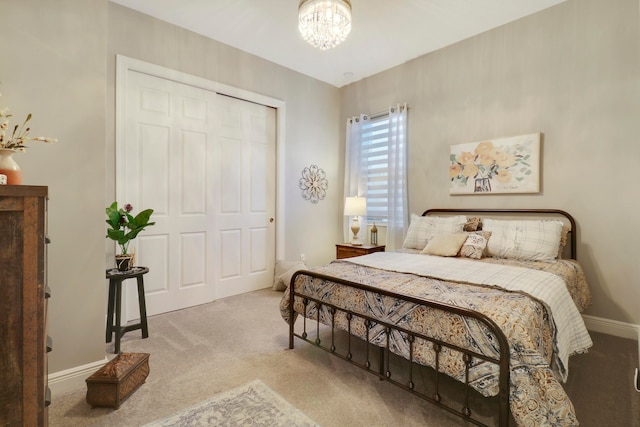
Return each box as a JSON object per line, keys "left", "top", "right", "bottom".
{"left": 459, "top": 231, "right": 492, "bottom": 259}
{"left": 557, "top": 225, "right": 570, "bottom": 258}
{"left": 273, "top": 260, "right": 306, "bottom": 291}
{"left": 277, "top": 261, "right": 307, "bottom": 290}
{"left": 402, "top": 214, "right": 467, "bottom": 250}
{"left": 421, "top": 233, "right": 468, "bottom": 257}
{"left": 482, "top": 219, "right": 563, "bottom": 262}
{"left": 464, "top": 217, "right": 481, "bottom": 232}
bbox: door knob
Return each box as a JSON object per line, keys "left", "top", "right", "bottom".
{"left": 269, "top": 218, "right": 274, "bottom": 223}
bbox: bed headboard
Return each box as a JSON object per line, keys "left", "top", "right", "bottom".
{"left": 422, "top": 208, "right": 577, "bottom": 260}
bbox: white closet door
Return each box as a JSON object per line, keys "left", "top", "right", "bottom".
{"left": 213, "top": 95, "right": 276, "bottom": 299}
{"left": 119, "top": 70, "right": 276, "bottom": 319}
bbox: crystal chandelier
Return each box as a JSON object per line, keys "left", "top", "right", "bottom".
{"left": 298, "top": 0, "right": 352, "bottom": 50}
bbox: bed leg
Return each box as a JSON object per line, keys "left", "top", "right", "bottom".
{"left": 289, "top": 319, "right": 294, "bottom": 349}
{"left": 288, "top": 279, "right": 295, "bottom": 350}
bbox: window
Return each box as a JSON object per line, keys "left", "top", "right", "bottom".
{"left": 345, "top": 104, "right": 407, "bottom": 250}
{"left": 361, "top": 114, "right": 391, "bottom": 223}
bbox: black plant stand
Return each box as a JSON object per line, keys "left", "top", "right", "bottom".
{"left": 105, "top": 266, "right": 150, "bottom": 354}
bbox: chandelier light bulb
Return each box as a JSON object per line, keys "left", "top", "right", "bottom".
{"left": 298, "top": 0, "right": 352, "bottom": 50}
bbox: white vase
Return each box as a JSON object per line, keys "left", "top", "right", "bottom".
{"left": 0, "top": 149, "right": 23, "bottom": 185}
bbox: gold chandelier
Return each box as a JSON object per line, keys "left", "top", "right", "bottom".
{"left": 298, "top": 0, "right": 352, "bottom": 50}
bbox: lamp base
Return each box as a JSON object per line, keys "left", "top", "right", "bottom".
{"left": 350, "top": 220, "right": 361, "bottom": 246}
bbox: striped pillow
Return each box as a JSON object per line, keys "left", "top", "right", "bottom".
{"left": 402, "top": 214, "right": 467, "bottom": 250}
{"left": 483, "top": 219, "right": 563, "bottom": 262}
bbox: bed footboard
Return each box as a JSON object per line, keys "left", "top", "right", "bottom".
{"left": 288, "top": 270, "right": 511, "bottom": 427}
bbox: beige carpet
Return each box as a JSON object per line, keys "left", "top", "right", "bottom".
{"left": 49, "top": 289, "right": 639, "bottom": 427}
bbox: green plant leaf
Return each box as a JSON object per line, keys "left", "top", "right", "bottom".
{"left": 105, "top": 202, "right": 122, "bottom": 228}
{"left": 133, "top": 209, "right": 154, "bottom": 227}
{"left": 105, "top": 203, "right": 155, "bottom": 251}
{"left": 106, "top": 228, "right": 125, "bottom": 242}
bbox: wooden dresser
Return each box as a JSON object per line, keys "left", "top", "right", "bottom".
{"left": 0, "top": 186, "right": 50, "bottom": 426}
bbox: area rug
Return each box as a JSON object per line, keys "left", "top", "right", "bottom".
{"left": 143, "top": 379, "right": 319, "bottom": 426}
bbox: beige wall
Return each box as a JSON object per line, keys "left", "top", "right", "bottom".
{"left": 1, "top": 0, "right": 109, "bottom": 372}
{"left": 341, "top": 0, "right": 640, "bottom": 326}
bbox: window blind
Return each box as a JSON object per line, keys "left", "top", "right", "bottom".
{"left": 361, "top": 114, "right": 390, "bottom": 222}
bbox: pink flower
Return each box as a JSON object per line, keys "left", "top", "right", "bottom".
{"left": 124, "top": 204, "right": 133, "bottom": 213}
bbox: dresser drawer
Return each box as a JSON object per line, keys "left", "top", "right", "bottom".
{"left": 336, "top": 243, "right": 385, "bottom": 259}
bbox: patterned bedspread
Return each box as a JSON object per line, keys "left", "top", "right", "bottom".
{"left": 279, "top": 253, "right": 593, "bottom": 427}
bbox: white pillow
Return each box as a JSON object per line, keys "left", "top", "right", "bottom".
{"left": 277, "top": 261, "right": 307, "bottom": 290}
{"left": 421, "top": 233, "right": 468, "bottom": 257}
{"left": 482, "top": 219, "right": 563, "bottom": 262}
{"left": 273, "top": 260, "right": 306, "bottom": 291}
{"left": 403, "top": 214, "right": 467, "bottom": 250}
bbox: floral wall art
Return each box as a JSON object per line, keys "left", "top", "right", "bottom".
{"left": 449, "top": 133, "right": 541, "bottom": 195}
{"left": 299, "top": 164, "right": 328, "bottom": 203}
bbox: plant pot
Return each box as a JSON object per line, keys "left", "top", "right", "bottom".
{"left": 115, "top": 254, "right": 134, "bottom": 271}
{"left": 0, "top": 149, "right": 23, "bottom": 185}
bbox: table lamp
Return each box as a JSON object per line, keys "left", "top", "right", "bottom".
{"left": 344, "top": 196, "right": 367, "bottom": 246}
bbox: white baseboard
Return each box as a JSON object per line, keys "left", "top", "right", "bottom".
{"left": 48, "top": 357, "right": 108, "bottom": 397}
{"left": 582, "top": 314, "right": 639, "bottom": 340}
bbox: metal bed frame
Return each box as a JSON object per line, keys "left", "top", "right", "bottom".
{"left": 287, "top": 208, "right": 577, "bottom": 427}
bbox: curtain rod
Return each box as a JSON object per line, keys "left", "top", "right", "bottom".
{"left": 368, "top": 104, "right": 409, "bottom": 120}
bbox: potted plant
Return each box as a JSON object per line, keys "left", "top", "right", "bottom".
{"left": 105, "top": 202, "right": 155, "bottom": 271}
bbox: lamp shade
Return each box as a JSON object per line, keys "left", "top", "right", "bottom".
{"left": 344, "top": 196, "right": 366, "bottom": 216}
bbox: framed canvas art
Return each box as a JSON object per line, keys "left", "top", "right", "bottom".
{"left": 449, "top": 133, "right": 541, "bottom": 195}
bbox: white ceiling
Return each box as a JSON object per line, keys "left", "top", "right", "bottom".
{"left": 110, "top": 0, "right": 566, "bottom": 88}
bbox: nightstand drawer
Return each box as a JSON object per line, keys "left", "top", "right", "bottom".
{"left": 336, "top": 243, "right": 386, "bottom": 259}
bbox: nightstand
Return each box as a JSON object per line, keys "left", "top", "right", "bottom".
{"left": 336, "top": 243, "right": 386, "bottom": 259}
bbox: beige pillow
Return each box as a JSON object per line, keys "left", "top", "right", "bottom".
{"left": 421, "top": 233, "right": 468, "bottom": 257}
{"left": 273, "top": 260, "right": 306, "bottom": 291}
{"left": 459, "top": 231, "right": 492, "bottom": 259}
{"left": 276, "top": 261, "right": 307, "bottom": 290}
{"left": 403, "top": 214, "right": 467, "bottom": 250}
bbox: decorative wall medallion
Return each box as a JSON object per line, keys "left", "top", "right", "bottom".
{"left": 299, "top": 165, "right": 328, "bottom": 203}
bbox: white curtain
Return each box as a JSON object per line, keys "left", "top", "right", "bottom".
{"left": 343, "top": 114, "right": 368, "bottom": 242}
{"left": 386, "top": 104, "right": 408, "bottom": 251}
{"left": 343, "top": 106, "right": 408, "bottom": 249}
